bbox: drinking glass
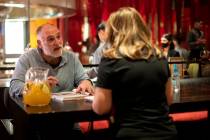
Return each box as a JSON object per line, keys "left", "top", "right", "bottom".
{"left": 23, "top": 67, "right": 51, "bottom": 106}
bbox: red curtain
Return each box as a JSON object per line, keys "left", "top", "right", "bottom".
{"left": 63, "top": 0, "right": 210, "bottom": 52}
{"left": 180, "top": 0, "right": 210, "bottom": 50}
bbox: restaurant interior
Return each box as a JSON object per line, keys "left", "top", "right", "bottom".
{"left": 1, "top": 0, "right": 210, "bottom": 140}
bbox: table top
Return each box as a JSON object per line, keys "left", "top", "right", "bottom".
{"left": 9, "top": 96, "right": 107, "bottom": 122}
{"left": 0, "top": 64, "right": 15, "bottom": 70}
{"left": 5, "top": 77, "right": 210, "bottom": 120}
{"left": 14, "top": 97, "right": 92, "bottom": 114}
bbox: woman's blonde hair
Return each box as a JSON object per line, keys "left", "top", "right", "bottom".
{"left": 104, "top": 7, "right": 153, "bottom": 60}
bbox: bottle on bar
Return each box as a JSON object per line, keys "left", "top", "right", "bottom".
{"left": 172, "top": 64, "right": 180, "bottom": 94}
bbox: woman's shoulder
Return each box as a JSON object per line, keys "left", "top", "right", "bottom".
{"left": 100, "top": 57, "right": 130, "bottom": 70}
{"left": 100, "top": 57, "right": 118, "bottom": 65}
{"left": 149, "top": 56, "right": 168, "bottom": 66}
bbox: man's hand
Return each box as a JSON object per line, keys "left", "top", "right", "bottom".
{"left": 76, "top": 80, "right": 94, "bottom": 95}
{"left": 47, "top": 76, "right": 59, "bottom": 88}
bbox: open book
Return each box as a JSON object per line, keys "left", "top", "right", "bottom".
{"left": 84, "top": 96, "right": 94, "bottom": 102}
{"left": 52, "top": 91, "right": 89, "bottom": 101}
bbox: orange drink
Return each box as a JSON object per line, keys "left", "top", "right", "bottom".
{"left": 23, "top": 81, "right": 51, "bottom": 106}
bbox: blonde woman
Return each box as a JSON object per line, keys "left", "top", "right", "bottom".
{"left": 92, "top": 7, "right": 177, "bottom": 140}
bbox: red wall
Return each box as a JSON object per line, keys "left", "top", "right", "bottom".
{"left": 63, "top": 0, "right": 210, "bottom": 52}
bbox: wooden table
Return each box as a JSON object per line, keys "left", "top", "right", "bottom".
{"left": 7, "top": 95, "right": 108, "bottom": 140}
{"left": 3, "top": 77, "right": 210, "bottom": 140}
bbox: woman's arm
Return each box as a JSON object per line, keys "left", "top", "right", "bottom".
{"left": 92, "top": 87, "right": 112, "bottom": 115}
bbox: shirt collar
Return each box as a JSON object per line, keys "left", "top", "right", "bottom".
{"left": 36, "top": 48, "right": 68, "bottom": 68}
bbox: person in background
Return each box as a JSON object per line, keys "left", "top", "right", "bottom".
{"left": 79, "top": 40, "right": 91, "bottom": 64}
{"left": 187, "top": 19, "right": 206, "bottom": 60}
{"left": 10, "top": 23, "right": 93, "bottom": 140}
{"left": 89, "top": 22, "right": 107, "bottom": 55}
{"left": 173, "top": 34, "right": 189, "bottom": 60}
{"left": 161, "top": 33, "right": 180, "bottom": 58}
{"left": 88, "top": 22, "right": 108, "bottom": 78}
{"left": 92, "top": 7, "right": 177, "bottom": 140}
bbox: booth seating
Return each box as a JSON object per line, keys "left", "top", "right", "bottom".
{"left": 170, "top": 111, "right": 208, "bottom": 122}
{"left": 170, "top": 110, "right": 209, "bottom": 140}
{"left": 169, "top": 77, "right": 210, "bottom": 139}
{"left": 79, "top": 120, "right": 110, "bottom": 134}
{"left": 169, "top": 77, "right": 210, "bottom": 121}
{"left": 168, "top": 58, "right": 209, "bottom": 124}
{"left": 79, "top": 118, "right": 114, "bottom": 140}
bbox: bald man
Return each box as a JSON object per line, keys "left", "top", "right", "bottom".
{"left": 10, "top": 24, "right": 93, "bottom": 96}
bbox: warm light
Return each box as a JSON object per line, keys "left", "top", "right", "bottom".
{"left": 0, "top": 0, "right": 76, "bottom": 21}
{"left": 0, "top": 3, "right": 25, "bottom": 8}
{"left": 82, "top": 16, "right": 89, "bottom": 41}
{"left": 4, "top": 21, "right": 25, "bottom": 55}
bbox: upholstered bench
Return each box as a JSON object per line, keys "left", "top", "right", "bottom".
{"left": 170, "top": 111, "right": 208, "bottom": 122}
{"left": 79, "top": 120, "right": 110, "bottom": 133}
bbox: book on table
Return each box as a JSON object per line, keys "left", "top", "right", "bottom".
{"left": 84, "top": 96, "right": 94, "bottom": 102}
{"left": 52, "top": 91, "right": 90, "bottom": 101}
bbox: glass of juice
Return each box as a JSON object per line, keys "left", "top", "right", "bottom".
{"left": 23, "top": 67, "right": 51, "bottom": 106}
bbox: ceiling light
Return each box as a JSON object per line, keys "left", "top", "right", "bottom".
{"left": 0, "top": 0, "right": 76, "bottom": 21}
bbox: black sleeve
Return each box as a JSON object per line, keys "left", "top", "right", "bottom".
{"left": 187, "top": 30, "right": 197, "bottom": 49}
{"left": 96, "top": 58, "right": 114, "bottom": 89}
